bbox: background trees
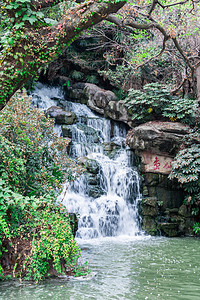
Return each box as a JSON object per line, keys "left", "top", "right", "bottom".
{"left": 0, "top": 0, "right": 125, "bottom": 108}
{"left": 1, "top": 0, "right": 200, "bottom": 108}
{"left": 44, "top": 0, "right": 200, "bottom": 100}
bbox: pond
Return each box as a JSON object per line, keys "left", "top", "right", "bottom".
{"left": 0, "top": 236, "right": 200, "bottom": 299}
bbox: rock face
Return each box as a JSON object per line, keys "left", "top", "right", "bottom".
{"left": 45, "top": 106, "right": 77, "bottom": 125}
{"left": 126, "top": 121, "right": 190, "bottom": 156}
{"left": 126, "top": 121, "right": 193, "bottom": 237}
{"left": 77, "top": 157, "right": 104, "bottom": 199}
{"left": 140, "top": 197, "right": 195, "bottom": 237}
{"left": 57, "top": 79, "right": 195, "bottom": 237}
{"left": 68, "top": 82, "right": 117, "bottom": 114}
{"left": 105, "top": 100, "right": 131, "bottom": 125}
{"left": 64, "top": 81, "right": 138, "bottom": 126}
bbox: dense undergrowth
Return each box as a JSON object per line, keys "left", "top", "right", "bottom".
{"left": 124, "top": 83, "right": 197, "bottom": 125}
{"left": 170, "top": 125, "right": 200, "bottom": 233}
{"left": 0, "top": 91, "right": 85, "bottom": 282}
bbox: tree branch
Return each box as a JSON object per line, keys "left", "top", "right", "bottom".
{"left": 0, "top": 0, "right": 126, "bottom": 108}
{"left": 157, "top": 0, "right": 188, "bottom": 9}
{"left": 135, "top": 36, "right": 167, "bottom": 70}
{"left": 170, "top": 77, "right": 188, "bottom": 94}
{"left": 148, "top": 0, "right": 158, "bottom": 16}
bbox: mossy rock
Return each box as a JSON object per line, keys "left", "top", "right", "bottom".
{"left": 85, "top": 159, "right": 100, "bottom": 174}
{"left": 46, "top": 106, "right": 77, "bottom": 125}
{"left": 142, "top": 216, "right": 157, "bottom": 235}
{"left": 62, "top": 125, "right": 73, "bottom": 138}
{"left": 77, "top": 124, "right": 100, "bottom": 143}
{"left": 157, "top": 222, "right": 179, "bottom": 237}
{"left": 142, "top": 205, "right": 158, "bottom": 217}
{"left": 88, "top": 186, "right": 104, "bottom": 198}
{"left": 141, "top": 197, "right": 157, "bottom": 207}
{"left": 178, "top": 205, "right": 192, "bottom": 218}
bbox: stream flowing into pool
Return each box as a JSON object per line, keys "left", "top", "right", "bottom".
{"left": 1, "top": 84, "right": 200, "bottom": 299}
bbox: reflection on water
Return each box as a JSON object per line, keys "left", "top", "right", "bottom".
{"left": 0, "top": 237, "right": 200, "bottom": 300}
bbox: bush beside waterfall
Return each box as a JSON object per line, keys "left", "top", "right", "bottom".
{"left": 0, "top": 91, "right": 85, "bottom": 281}
{"left": 124, "top": 83, "right": 197, "bottom": 125}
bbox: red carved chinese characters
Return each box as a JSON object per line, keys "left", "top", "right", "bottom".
{"left": 153, "top": 157, "right": 160, "bottom": 170}
{"left": 163, "top": 162, "right": 172, "bottom": 169}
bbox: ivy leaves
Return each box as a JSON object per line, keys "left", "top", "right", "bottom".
{"left": 4, "top": 0, "right": 45, "bottom": 29}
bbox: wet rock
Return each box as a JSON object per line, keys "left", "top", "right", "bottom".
{"left": 88, "top": 186, "right": 104, "bottom": 198}
{"left": 157, "top": 222, "right": 179, "bottom": 237}
{"left": 165, "top": 208, "right": 179, "bottom": 214}
{"left": 77, "top": 124, "right": 100, "bottom": 143}
{"left": 178, "top": 205, "right": 192, "bottom": 217}
{"left": 68, "top": 82, "right": 117, "bottom": 114}
{"left": 85, "top": 159, "right": 100, "bottom": 174}
{"left": 68, "top": 82, "right": 88, "bottom": 104}
{"left": 142, "top": 197, "right": 157, "bottom": 207}
{"left": 77, "top": 156, "right": 89, "bottom": 166}
{"left": 102, "top": 142, "right": 120, "bottom": 153}
{"left": 142, "top": 216, "right": 157, "bottom": 235}
{"left": 142, "top": 172, "right": 184, "bottom": 210}
{"left": 46, "top": 106, "right": 77, "bottom": 125}
{"left": 85, "top": 173, "right": 100, "bottom": 185}
{"left": 141, "top": 197, "right": 158, "bottom": 217}
{"left": 61, "top": 125, "right": 73, "bottom": 138}
{"left": 105, "top": 100, "right": 133, "bottom": 126}
{"left": 69, "top": 213, "right": 78, "bottom": 237}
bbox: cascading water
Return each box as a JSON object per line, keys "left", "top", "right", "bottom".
{"left": 32, "top": 83, "right": 142, "bottom": 239}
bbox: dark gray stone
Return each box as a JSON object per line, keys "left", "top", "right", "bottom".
{"left": 157, "top": 222, "right": 179, "bottom": 237}
{"left": 85, "top": 159, "right": 100, "bottom": 174}
{"left": 142, "top": 216, "right": 157, "bottom": 235}
{"left": 88, "top": 186, "right": 104, "bottom": 198}
{"left": 62, "top": 125, "right": 73, "bottom": 138}
{"left": 178, "top": 205, "right": 192, "bottom": 217}
{"left": 46, "top": 106, "right": 77, "bottom": 125}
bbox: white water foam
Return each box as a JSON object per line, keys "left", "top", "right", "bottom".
{"left": 33, "top": 83, "right": 143, "bottom": 240}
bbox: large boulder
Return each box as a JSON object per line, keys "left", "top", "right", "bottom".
{"left": 126, "top": 121, "right": 190, "bottom": 156}
{"left": 105, "top": 100, "right": 133, "bottom": 126}
{"left": 68, "top": 82, "right": 117, "bottom": 114}
{"left": 45, "top": 106, "right": 77, "bottom": 125}
{"left": 85, "top": 159, "right": 100, "bottom": 174}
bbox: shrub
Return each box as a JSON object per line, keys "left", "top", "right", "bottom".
{"left": 0, "top": 90, "right": 83, "bottom": 197}
{"left": 124, "top": 83, "right": 197, "bottom": 125}
{"left": 169, "top": 127, "right": 200, "bottom": 231}
{"left": 0, "top": 90, "right": 85, "bottom": 281}
{"left": 0, "top": 179, "right": 81, "bottom": 282}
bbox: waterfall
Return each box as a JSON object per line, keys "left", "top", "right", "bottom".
{"left": 32, "top": 83, "right": 142, "bottom": 239}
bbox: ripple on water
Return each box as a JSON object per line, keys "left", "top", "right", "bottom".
{"left": 1, "top": 237, "right": 200, "bottom": 300}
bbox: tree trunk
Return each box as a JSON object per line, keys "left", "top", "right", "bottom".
{"left": 196, "top": 65, "right": 200, "bottom": 104}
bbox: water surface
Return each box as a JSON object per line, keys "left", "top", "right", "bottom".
{"left": 1, "top": 236, "right": 200, "bottom": 299}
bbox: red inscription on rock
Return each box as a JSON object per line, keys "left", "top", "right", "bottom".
{"left": 153, "top": 157, "right": 160, "bottom": 170}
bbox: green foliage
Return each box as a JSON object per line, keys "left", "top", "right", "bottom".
{"left": 2, "top": 0, "right": 45, "bottom": 29}
{"left": 0, "top": 91, "right": 83, "bottom": 197}
{"left": 169, "top": 127, "right": 200, "bottom": 233}
{"left": 0, "top": 91, "right": 86, "bottom": 281}
{"left": 85, "top": 75, "right": 98, "bottom": 84}
{"left": 169, "top": 145, "right": 200, "bottom": 192}
{"left": 193, "top": 222, "right": 200, "bottom": 234}
{"left": 71, "top": 70, "right": 84, "bottom": 80}
{"left": 124, "top": 83, "right": 197, "bottom": 124}
{"left": 0, "top": 179, "right": 81, "bottom": 282}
